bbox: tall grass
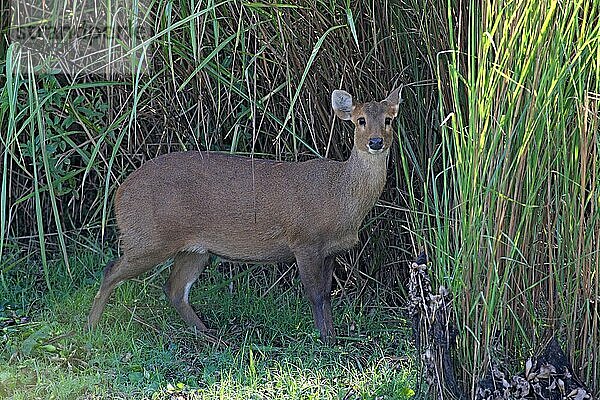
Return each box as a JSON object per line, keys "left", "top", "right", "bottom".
{"left": 420, "top": 0, "right": 600, "bottom": 394}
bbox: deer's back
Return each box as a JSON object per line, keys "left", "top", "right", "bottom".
{"left": 115, "top": 151, "right": 353, "bottom": 262}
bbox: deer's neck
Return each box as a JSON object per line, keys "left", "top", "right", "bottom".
{"left": 337, "top": 147, "right": 389, "bottom": 223}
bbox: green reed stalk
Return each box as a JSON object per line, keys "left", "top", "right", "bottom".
{"left": 426, "top": 0, "right": 600, "bottom": 394}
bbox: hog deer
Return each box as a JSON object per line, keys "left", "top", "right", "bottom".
{"left": 88, "top": 87, "right": 402, "bottom": 344}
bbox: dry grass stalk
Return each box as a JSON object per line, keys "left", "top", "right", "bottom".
{"left": 408, "top": 253, "right": 464, "bottom": 399}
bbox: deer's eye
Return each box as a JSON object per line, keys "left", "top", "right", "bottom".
{"left": 385, "top": 117, "right": 392, "bottom": 126}
{"left": 357, "top": 117, "right": 366, "bottom": 126}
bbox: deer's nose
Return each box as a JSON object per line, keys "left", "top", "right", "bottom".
{"left": 368, "top": 137, "right": 384, "bottom": 151}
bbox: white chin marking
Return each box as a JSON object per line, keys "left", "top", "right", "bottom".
{"left": 367, "top": 147, "right": 384, "bottom": 154}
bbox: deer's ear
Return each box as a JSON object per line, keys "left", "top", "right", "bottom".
{"left": 332, "top": 90, "right": 353, "bottom": 120}
{"left": 382, "top": 86, "right": 402, "bottom": 117}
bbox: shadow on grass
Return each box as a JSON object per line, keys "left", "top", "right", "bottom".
{"left": 1, "top": 249, "right": 418, "bottom": 399}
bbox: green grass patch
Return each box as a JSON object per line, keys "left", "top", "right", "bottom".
{"left": 1, "top": 249, "right": 417, "bottom": 399}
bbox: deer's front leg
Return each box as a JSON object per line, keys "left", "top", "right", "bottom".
{"left": 296, "top": 252, "right": 336, "bottom": 345}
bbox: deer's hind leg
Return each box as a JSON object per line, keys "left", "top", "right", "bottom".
{"left": 88, "top": 256, "right": 157, "bottom": 329}
{"left": 164, "top": 252, "right": 211, "bottom": 332}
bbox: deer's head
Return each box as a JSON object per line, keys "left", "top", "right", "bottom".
{"left": 332, "top": 87, "right": 402, "bottom": 155}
